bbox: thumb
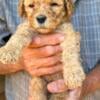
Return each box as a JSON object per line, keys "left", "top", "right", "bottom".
{"left": 47, "top": 79, "right": 68, "bottom": 93}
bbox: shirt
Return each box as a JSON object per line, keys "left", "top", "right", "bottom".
{"left": 0, "top": 0, "right": 100, "bottom": 100}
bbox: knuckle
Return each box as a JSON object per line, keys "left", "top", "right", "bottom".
{"left": 45, "top": 46, "right": 54, "bottom": 55}
{"left": 55, "top": 46, "right": 62, "bottom": 53}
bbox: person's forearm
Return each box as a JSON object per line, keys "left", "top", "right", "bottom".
{"left": 82, "top": 64, "right": 100, "bottom": 97}
{"left": 0, "top": 59, "right": 23, "bottom": 75}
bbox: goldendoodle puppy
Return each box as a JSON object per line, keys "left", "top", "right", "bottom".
{"left": 0, "top": 0, "right": 85, "bottom": 100}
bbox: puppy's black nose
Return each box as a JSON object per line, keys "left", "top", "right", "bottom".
{"left": 36, "top": 15, "right": 47, "bottom": 24}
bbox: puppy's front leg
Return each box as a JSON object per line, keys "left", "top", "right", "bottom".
{"left": 0, "top": 23, "right": 33, "bottom": 64}
{"left": 0, "top": 23, "right": 47, "bottom": 100}
{"left": 59, "top": 23, "right": 85, "bottom": 89}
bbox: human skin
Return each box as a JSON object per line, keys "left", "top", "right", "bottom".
{"left": 0, "top": 33, "right": 64, "bottom": 75}
{"left": 47, "top": 64, "right": 100, "bottom": 100}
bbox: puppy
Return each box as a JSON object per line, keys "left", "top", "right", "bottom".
{"left": 0, "top": 0, "right": 85, "bottom": 100}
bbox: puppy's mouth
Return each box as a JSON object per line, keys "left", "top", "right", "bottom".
{"left": 36, "top": 27, "right": 53, "bottom": 34}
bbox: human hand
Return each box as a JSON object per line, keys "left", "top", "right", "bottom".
{"left": 47, "top": 79, "right": 82, "bottom": 100}
{"left": 21, "top": 33, "right": 64, "bottom": 76}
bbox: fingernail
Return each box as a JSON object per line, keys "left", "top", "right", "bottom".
{"left": 48, "top": 83, "right": 58, "bottom": 93}
{"left": 51, "top": 87, "right": 58, "bottom": 92}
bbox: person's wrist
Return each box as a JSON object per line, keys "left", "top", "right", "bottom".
{"left": 80, "top": 76, "right": 89, "bottom": 98}
{"left": 81, "top": 73, "right": 96, "bottom": 98}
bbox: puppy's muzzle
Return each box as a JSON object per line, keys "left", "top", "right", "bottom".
{"left": 36, "top": 15, "right": 47, "bottom": 24}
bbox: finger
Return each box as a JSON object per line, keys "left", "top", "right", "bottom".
{"left": 47, "top": 79, "right": 68, "bottom": 93}
{"left": 24, "top": 45, "right": 62, "bottom": 58}
{"left": 30, "top": 63, "right": 62, "bottom": 76}
{"left": 26, "top": 55, "right": 62, "bottom": 68}
{"left": 29, "top": 33, "right": 64, "bottom": 48}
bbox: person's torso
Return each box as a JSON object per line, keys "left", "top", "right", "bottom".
{"left": 72, "top": 0, "right": 100, "bottom": 72}
{"left": 3, "top": 0, "right": 100, "bottom": 100}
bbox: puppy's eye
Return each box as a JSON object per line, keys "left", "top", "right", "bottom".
{"left": 50, "top": 3, "right": 59, "bottom": 7}
{"left": 28, "top": 4, "right": 34, "bottom": 8}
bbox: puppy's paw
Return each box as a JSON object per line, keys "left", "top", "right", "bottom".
{"left": 0, "top": 47, "right": 20, "bottom": 64}
{"left": 64, "top": 68, "right": 85, "bottom": 89}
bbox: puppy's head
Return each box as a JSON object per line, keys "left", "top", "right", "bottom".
{"left": 18, "top": 0, "right": 74, "bottom": 34}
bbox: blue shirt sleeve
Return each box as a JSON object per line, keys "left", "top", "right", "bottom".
{"left": 0, "top": 0, "right": 11, "bottom": 46}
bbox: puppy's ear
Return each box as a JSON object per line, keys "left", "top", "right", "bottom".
{"left": 64, "top": 0, "right": 74, "bottom": 19}
{"left": 18, "top": 0, "right": 26, "bottom": 17}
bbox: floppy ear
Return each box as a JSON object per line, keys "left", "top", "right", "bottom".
{"left": 18, "top": 0, "right": 26, "bottom": 17}
{"left": 64, "top": 0, "right": 74, "bottom": 19}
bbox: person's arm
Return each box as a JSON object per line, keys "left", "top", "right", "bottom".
{"left": 81, "top": 63, "right": 100, "bottom": 97}
{"left": 0, "top": 59, "right": 23, "bottom": 74}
